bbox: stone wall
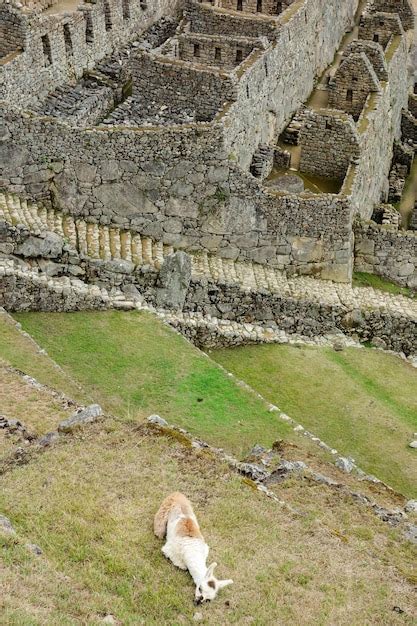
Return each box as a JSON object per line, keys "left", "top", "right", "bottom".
{"left": 354, "top": 220, "right": 417, "bottom": 289}
{"left": 1, "top": 250, "right": 416, "bottom": 355}
{"left": 0, "top": 127, "right": 354, "bottom": 281}
{"left": 12, "top": 0, "right": 59, "bottom": 10}
{"left": 0, "top": 0, "right": 412, "bottom": 283}
{"left": 218, "top": 0, "right": 293, "bottom": 15}
{"left": 219, "top": 0, "right": 360, "bottom": 171}
{"left": 130, "top": 51, "right": 238, "bottom": 121}
{"left": 1, "top": 191, "right": 415, "bottom": 353}
{"left": 177, "top": 32, "right": 259, "bottom": 69}
{"left": 358, "top": 12, "right": 404, "bottom": 49}
{"left": 343, "top": 40, "right": 388, "bottom": 81}
{"left": 0, "top": 0, "right": 184, "bottom": 107}
{"left": 328, "top": 52, "right": 380, "bottom": 119}
{"left": 402, "top": 109, "right": 417, "bottom": 144}
{"left": 346, "top": 31, "right": 409, "bottom": 218}
{"left": 185, "top": 1, "right": 278, "bottom": 39}
{"left": 368, "top": 0, "right": 414, "bottom": 31}
{"left": 0, "top": 4, "right": 25, "bottom": 59}
{"left": 408, "top": 93, "right": 417, "bottom": 119}
{"left": 298, "top": 110, "right": 360, "bottom": 181}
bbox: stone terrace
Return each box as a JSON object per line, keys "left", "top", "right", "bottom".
{"left": 1, "top": 190, "right": 416, "bottom": 356}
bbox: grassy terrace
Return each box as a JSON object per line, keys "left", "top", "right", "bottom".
{"left": 10, "top": 311, "right": 417, "bottom": 496}
{"left": 2, "top": 421, "right": 416, "bottom": 625}
{"left": 11, "top": 311, "right": 295, "bottom": 458}
{"left": 210, "top": 344, "right": 417, "bottom": 498}
{"left": 0, "top": 311, "right": 88, "bottom": 404}
{"left": 0, "top": 310, "right": 416, "bottom": 624}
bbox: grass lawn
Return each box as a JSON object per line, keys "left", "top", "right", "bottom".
{"left": 10, "top": 311, "right": 296, "bottom": 458}
{"left": 1, "top": 422, "right": 416, "bottom": 625}
{"left": 0, "top": 310, "right": 88, "bottom": 404}
{"left": 209, "top": 344, "right": 417, "bottom": 498}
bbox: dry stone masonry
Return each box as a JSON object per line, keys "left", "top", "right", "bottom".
{"left": 0, "top": 0, "right": 416, "bottom": 349}
{"left": 1, "top": 191, "right": 416, "bottom": 355}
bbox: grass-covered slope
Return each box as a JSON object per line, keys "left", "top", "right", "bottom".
{"left": 12, "top": 310, "right": 417, "bottom": 496}
{"left": 1, "top": 421, "right": 416, "bottom": 626}
{"left": 1, "top": 310, "right": 416, "bottom": 624}
{"left": 12, "top": 311, "right": 296, "bottom": 458}
{"left": 0, "top": 310, "right": 88, "bottom": 404}
{"left": 210, "top": 344, "right": 417, "bottom": 498}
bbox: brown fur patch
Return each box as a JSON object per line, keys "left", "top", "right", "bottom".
{"left": 176, "top": 517, "right": 203, "bottom": 539}
{"left": 154, "top": 492, "right": 195, "bottom": 539}
{"left": 208, "top": 580, "right": 216, "bottom": 589}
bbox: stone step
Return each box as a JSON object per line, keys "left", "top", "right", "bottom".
{"left": 0, "top": 191, "right": 168, "bottom": 271}
{"left": 1, "top": 192, "right": 416, "bottom": 321}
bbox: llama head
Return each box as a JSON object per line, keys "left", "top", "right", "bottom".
{"left": 194, "top": 563, "right": 233, "bottom": 604}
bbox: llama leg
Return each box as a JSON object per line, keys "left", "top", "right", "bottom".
{"left": 162, "top": 544, "right": 186, "bottom": 569}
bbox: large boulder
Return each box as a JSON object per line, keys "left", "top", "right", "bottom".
{"left": 156, "top": 251, "right": 191, "bottom": 311}
{"left": 58, "top": 404, "right": 103, "bottom": 433}
{"left": 15, "top": 232, "right": 64, "bottom": 259}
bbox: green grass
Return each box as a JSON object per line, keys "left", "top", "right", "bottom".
{"left": 1, "top": 312, "right": 417, "bottom": 624}
{"left": 1, "top": 423, "right": 416, "bottom": 625}
{"left": 11, "top": 311, "right": 294, "bottom": 458}
{"left": 0, "top": 310, "right": 88, "bottom": 404}
{"left": 353, "top": 272, "right": 415, "bottom": 298}
{"left": 209, "top": 344, "right": 417, "bottom": 498}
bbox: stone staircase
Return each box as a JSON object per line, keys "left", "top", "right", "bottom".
{"left": 0, "top": 191, "right": 172, "bottom": 268}
{"left": 1, "top": 191, "right": 416, "bottom": 321}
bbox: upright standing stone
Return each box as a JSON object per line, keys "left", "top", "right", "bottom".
{"left": 156, "top": 251, "right": 191, "bottom": 311}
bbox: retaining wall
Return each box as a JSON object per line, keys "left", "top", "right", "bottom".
{"left": 354, "top": 220, "right": 417, "bottom": 289}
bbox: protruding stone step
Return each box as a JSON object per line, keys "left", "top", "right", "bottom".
{"left": 131, "top": 234, "right": 143, "bottom": 264}
{"left": 142, "top": 238, "right": 153, "bottom": 264}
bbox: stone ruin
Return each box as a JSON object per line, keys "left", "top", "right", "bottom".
{"left": 0, "top": 0, "right": 416, "bottom": 346}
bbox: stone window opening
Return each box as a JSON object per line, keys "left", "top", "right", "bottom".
{"left": 193, "top": 43, "right": 200, "bottom": 58}
{"left": 246, "top": 84, "right": 250, "bottom": 98}
{"left": 352, "top": 75, "right": 358, "bottom": 82}
{"left": 122, "top": 0, "right": 130, "bottom": 20}
{"left": 41, "top": 34, "right": 52, "bottom": 66}
{"left": 379, "top": 19, "right": 385, "bottom": 26}
{"left": 215, "top": 47, "right": 221, "bottom": 61}
{"left": 346, "top": 88, "right": 353, "bottom": 103}
{"left": 85, "top": 11, "right": 94, "bottom": 44}
{"left": 63, "top": 23, "right": 73, "bottom": 57}
{"left": 257, "top": 0, "right": 262, "bottom": 12}
{"left": 264, "top": 60, "right": 268, "bottom": 77}
{"left": 277, "top": 1, "right": 282, "bottom": 13}
{"left": 140, "top": 1, "right": 147, "bottom": 10}
{"left": 325, "top": 120, "right": 332, "bottom": 130}
{"left": 237, "top": 0, "right": 243, "bottom": 11}
{"left": 104, "top": 0, "right": 112, "bottom": 31}
{"left": 373, "top": 33, "right": 379, "bottom": 42}
{"left": 236, "top": 48, "right": 243, "bottom": 63}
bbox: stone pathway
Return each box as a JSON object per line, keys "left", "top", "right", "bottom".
{"left": 1, "top": 191, "right": 416, "bottom": 323}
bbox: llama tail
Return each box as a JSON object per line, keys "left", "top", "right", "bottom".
{"left": 154, "top": 493, "right": 175, "bottom": 539}
{"left": 154, "top": 504, "right": 169, "bottom": 539}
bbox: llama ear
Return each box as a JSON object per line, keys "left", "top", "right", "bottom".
{"left": 217, "top": 579, "right": 233, "bottom": 589}
{"left": 206, "top": 562, "right": 217, "bottom": 578}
